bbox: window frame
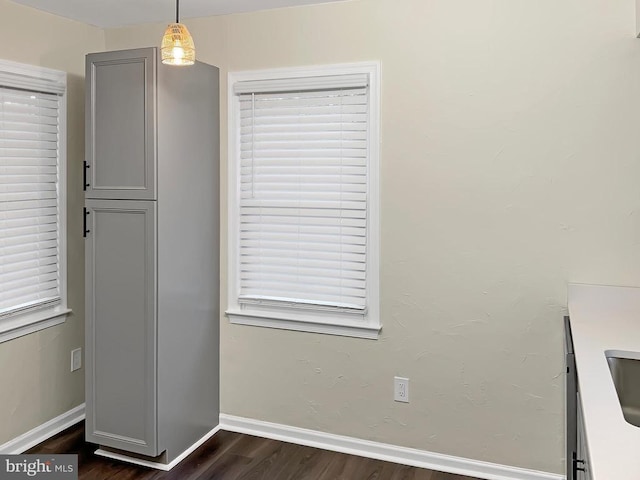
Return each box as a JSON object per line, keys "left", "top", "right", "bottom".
{"left": 226, "top": 61, "right": 381, "bottom": 340}
{"left": 0, "top": 58, "right": 70, "bottom": 344}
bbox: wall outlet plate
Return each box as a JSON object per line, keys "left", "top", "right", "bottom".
{"left": 394, "top": 376, "right": 409, "bottom": 403}
{"left": 71, "top": 348, "right": 82, "bottom": 372}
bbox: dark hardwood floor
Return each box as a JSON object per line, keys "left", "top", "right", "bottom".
{"left": 28, "top": 422, "right": 480, "bottom": 480}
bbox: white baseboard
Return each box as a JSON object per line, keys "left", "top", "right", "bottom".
{"left": 0, "top": 403, "right": 85, "bottom": 454}
{"left": 0, "top": 407, "right": 565, "bottom": 480}
{"left": 219, "top": 414, "right": 564, "bottom": 480}
{"left": 94, "top": 425, "right": 221, "bottom": 471}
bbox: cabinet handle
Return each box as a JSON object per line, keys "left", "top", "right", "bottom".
{"left": 83, "top": 208, "right": 90, "bottom": 237}
{"left": 83, "top": 161, "right": 90, "bottom": 190}
{"left": 573, "top": 454, "right": 586, "bottom": 476}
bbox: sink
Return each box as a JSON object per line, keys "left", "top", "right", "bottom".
{"left": 606, "top": 350, "right": 640, "bottom": 428}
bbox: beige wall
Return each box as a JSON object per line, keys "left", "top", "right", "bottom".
{"left": 106, "top": 0, "right": 640, "bottom": 474}
{"left": 1, "top": 0, "right": 637, "bottom": 474}
{"left": 0, "top": 0, "right": 104, "bottom": 445}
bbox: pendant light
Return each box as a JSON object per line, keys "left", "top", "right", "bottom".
{"left": 161, "top": 0, "right": 195, "bottom": 66}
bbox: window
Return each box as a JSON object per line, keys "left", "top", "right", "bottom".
{"left": 0, "top": 59, "right": 69, "bottom": 343}
{"left": 227, "top": 62, "right": 380, "bottom": 339}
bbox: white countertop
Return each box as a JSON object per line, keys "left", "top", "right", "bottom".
{"left": 568, "top": 284, "right": 640, "bottom": 480}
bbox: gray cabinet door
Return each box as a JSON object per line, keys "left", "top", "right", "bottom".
{"left": 576, "top": 394, "right": 592, "bottom": 480}
{"left": 86, "top": 48, "right": 156, "bottom": 200}
{"left": 85, "top": 199, "right": 158, "bottom": 456}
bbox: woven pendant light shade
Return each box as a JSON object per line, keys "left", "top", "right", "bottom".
{"left": 161, "top": 23, "right": 195, "bottom": 66}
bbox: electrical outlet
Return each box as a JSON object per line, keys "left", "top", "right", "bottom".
{"left": 71, "top": 348, "right": 82, "bottom": 372}
{"left": 394, "top": 376, "right": 409, "bottom": 403}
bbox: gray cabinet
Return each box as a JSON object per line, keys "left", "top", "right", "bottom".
{"left": 577, "top": 394, "right": 592, "bottom": 480}
{"left": 84, "top": 47, "right": 220, "bottom": 466}
{"left": 565, "top": 316, "right": 578, "bottom": 480}
{"left": 86, "top": 48, "right": 156, "bottom": 200}
{"left": 566, "top": 317, "right": 592, "bottom": 480}
{"left": 85, "top": 200, "right": 157, "bottom": 457}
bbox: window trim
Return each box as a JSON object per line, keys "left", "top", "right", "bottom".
{"left": 0, "top": 58, "right": 70, "bottom": 344}
{"left": 226, "top": 61, "right": 381, "bottom": 340}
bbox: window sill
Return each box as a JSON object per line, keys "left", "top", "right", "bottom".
{"left": 226, "top": 309, "right": 381, "bottom": 340}
{"left": 0, "top": 306, "right": 72, "bottom": 344}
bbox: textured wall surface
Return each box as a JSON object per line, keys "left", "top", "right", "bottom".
{"left": 0, "top": 0, "right": 628, "bottom": 473}
{"left": 0, "top": 0, "right": 104, "bottom": 445}
{"left": 105, "top": 0, "right": 640, "bottom": 474}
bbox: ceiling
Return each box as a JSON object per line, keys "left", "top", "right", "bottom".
{"left": 10, "top": 0, "right": 346, "bottom": 28}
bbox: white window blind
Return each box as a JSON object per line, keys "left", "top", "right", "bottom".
{"left": 237, "top": 75, "right": 370, "bottom": 313}
{"left": 0, "top": 85, "right": 61, "bottom": 317}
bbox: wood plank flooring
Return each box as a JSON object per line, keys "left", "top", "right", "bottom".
{"left": 27, "top": 422, "right": 480, "bottom": 480}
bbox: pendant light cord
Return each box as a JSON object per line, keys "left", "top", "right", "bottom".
{"left": 176, "top": 0, "right": 180, "bottom": 23}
